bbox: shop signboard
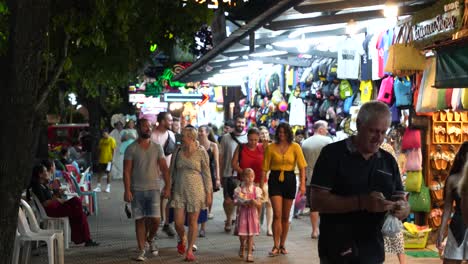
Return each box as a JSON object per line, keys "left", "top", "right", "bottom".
{"left": 411, "top": 0, "right": 464, "bottom": 48}
{"left": 164, "top": 93, "right": 210, "bottom": 105}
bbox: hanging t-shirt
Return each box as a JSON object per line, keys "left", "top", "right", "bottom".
{"left": 360, "top": 34, "right": 374, "bottom": 81}
{"left": 360, "top": 80, "right": 373, "bottom": 103}
{"left": 337, "top": 37, "right": 364, "bottom": 80}
{"left": 369, "top": 34, "right": 381, "bottom": 80}
{"left": 289, "top": 96, "right": 306, "bottom": 126}
{"left": 379, "top": 29, "right": 395, "bottom": 76}
{"left": 376, "top": 31, "right": 386, "bottom": 78}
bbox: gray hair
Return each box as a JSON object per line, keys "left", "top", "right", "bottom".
{"left": 313, "top": 120, "right": 328, "bottom": 130}
{"left": 356, "top": 101, "right": 391, "bottom": 126}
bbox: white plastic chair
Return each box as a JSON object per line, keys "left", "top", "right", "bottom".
{"left": 13, "top": 208, "right": 64, "bottom": 264}
{"left": 30, "top": 194, "right": 70, "bottom": 249}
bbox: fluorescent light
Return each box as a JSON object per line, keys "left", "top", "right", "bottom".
{"left": 220, "top": 67, "right": 252, "bottom": 74}
{"left": 228, "top": 60, "right": 263, "bottom": 68}
{"left": 249, "top": 50, "right": 287, "bottom": 57}
{"left": 288, "top": 23, "right": 346, "bottom": 39}
{"left": 228, "top": 56, "right": 238, "bottom": 60}
{"left": 76, "top": 104, "right": 82, "bottom": 110}
{"left": 242, "top": 55, "right": 249, "bottom": 60}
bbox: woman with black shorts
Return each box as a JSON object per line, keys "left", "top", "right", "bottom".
{"left": 262, "top": 122, "right": 307, "bottom": 256}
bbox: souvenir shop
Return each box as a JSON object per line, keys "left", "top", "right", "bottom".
{"left": 189, "top": 0, "right": 468, "bottom": 249}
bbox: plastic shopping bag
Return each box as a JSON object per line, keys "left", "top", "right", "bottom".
{"left": 382, "top": 213, "right": 403, "bottom": 237}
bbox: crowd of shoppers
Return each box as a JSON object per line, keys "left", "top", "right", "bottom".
{"left": 29, "top": 101, "right": 468, "bottom": 263}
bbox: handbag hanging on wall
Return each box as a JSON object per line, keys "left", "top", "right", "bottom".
{"left": 394, "top": 76, "right": 412, "bottom": 107}
{"left": 405, "top": 149, "right": 422, "bottom": 171}
{"left": 408, "top": 179, "right": 431, "bottom": 213}
{"left": 401, "top": 128, "right": 421, "bottom": 150}
{"left": 405, "top": 170, "right": 423, "bottom": 192}
{"left": 384, "top": 23, "right": 426, "bottom": 75}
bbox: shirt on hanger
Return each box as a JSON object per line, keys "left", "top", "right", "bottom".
{"left": 337, "top": 37, "right": 365, "bottom": 80}
{"left": 360, "top": 34, "right": 374, "bottom": 81}
{"left": 289, "top": 96, "right": 306, "bottom": 126}
{"left": 359, "top": 80, "right": 373, "bottom": 103}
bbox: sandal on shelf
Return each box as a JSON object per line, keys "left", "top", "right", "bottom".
{"left": 455, "top": 112, "right": 461, "bottom": 122}
{"left": 447, "top": 111, "right": 454, "bottom": 122}
{"left": 269, "top": 247, "right": 280, "bottom": 257}
{"left": 239, "top": 245, "right": 245, "bottom": 258}
{"left": 462, "top": 112, "right": 468, "bottom": 122}
{"left": 246, "top": 253, "right": 254, "bottom": 262}
{"left": 432, "top": 112, "right": 440, "bottom": 122}
{"left": 440, "top": 111, "right": 447, "bottom": 121}
{"left": 279, "top": 246, "right": 288, "bottom": 255}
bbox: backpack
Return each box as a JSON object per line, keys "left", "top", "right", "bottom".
{"left": 377, "top": 76, "right": 394, "bottom": 105}
{"left": 319, "top": 100, "right": 331, "bottom": 118}
{"left": 394, "top": 76, "right": 412, "bottom": 107}
{"left": 322, "top": 82, "right": 333, "bottom": 97}
{"left": 318, "top": 59, "right": 331, "bottom": 81}
{"left": 327, "top": 59, "right": 338, "bottom": 81}
{"left": 339, "top": 80, "right": 353, "bottom": 100}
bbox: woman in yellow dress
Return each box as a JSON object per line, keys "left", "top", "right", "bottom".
{"left": 262, "top": 122, "right": 307, "bottom": 256}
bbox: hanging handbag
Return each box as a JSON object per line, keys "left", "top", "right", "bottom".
{"left": 394, "top": 76, "right": 412, "bottom": 107}
{"left": 405, "top": 149, "right": 422, "bottom": 171}
{"left": 384, "top": 23, "right": 426, "bottom": 74}
{"left": 401, "top": 128, "right": 421, "bottom": 150}
{"left": 405, "top": 171, "right": 423, "bottom": 192}
{"left": 416, "top": 57, "right": 438, "bottom": 113}
{"left": 377, "top": 76, "right": 394, "bottom": 105}
{"left": 408, "top": 179, "right": 431, "bottom": 212}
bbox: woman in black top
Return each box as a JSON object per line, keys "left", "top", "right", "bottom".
{"left": 29, "top": 163, "right": 98, "bottom": 246}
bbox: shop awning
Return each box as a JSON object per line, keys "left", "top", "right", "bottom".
{"left": 435, "top": 38, "right": 468, "bottom": 88}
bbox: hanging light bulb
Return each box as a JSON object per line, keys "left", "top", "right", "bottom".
{"left": 384, "top": 1, "right": 399, "bottom": 18}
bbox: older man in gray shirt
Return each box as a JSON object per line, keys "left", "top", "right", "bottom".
{"left": 124, "top": 119, "right": 170, "bottom": 261}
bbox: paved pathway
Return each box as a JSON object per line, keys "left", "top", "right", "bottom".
{"left": 30, "top": 180, "right": 441, "bottom": 263}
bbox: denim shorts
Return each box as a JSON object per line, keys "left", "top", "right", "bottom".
{"left": 131, "top": 190, "right": 161, "bottom": 219}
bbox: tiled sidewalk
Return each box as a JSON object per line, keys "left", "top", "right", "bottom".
{"left": 30, "top": 181, "right": 441, "bottom": 263}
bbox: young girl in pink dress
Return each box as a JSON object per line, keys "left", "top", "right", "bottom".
{"left": 234, "top": 168, "right": 262, "bottom": 262}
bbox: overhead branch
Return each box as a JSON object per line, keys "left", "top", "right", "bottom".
{"left": 35, "top": 32, "right": 70, "bottom": 111}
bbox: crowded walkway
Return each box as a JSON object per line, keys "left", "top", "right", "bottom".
{"left": 29, "top": 180, "right": 440, "bottom": 264}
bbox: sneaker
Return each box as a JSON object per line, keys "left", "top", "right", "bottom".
{"left": 135, "top": 250, "right": 146, "bottom": 261}
{"left": 84, "top": 240, "right": 99, "bottom": 247}
{"left": 148, "top": 242, "right": 159, "bottom": 256}
{"left": 93, "top": 185, "right": 101, "bottom": 192}
{"left": 104, "top": 184, "right": 111, "bottom": 193}
{"left": 162, "top": 224, "right": 175, "bottom": 237}
{"left": 208, "top": 213, "right": 214, "bottom": 219}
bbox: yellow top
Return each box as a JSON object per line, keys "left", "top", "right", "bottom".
{"left": 98, "top": 137, "right": 116, "bottom": 164}
{"left": 263, "top": 142, "right": 307, "bottom": 182}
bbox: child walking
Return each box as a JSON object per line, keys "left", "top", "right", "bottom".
{"left": 234, "top": 168, "right": 262, "bottom": 262}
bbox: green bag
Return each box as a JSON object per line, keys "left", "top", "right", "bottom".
{"left": 408, "top": 179, "right": 431, "bottom": 212}
{"left": 405, "top": 171, "right": 422, "bottom": 192}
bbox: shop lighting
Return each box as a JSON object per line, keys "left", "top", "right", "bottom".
{"left": 228, "top": 60, "right": 263, "bottom": 68}
{"left": 249, "top": 50, "right": 288, "bottom": 57}
{"left": 288, "top": 23, "right": 347, "bottom": 39}
{"left": 297, "top": 34, "right": 309, "bottom": 53}
{"left": 220, "top": 67, "right": 252, "bottom": 74}
{"left": 228, "top": 56, "right": 238, "bottom": 60}
{"left": 76, "top": 104, "right": 82, "bottom": 110}
{"left": 242, "top": 55, "right": 249, "bottom": 60}
{"left": 384, "top": 2, "right": 399, "bottom": 18}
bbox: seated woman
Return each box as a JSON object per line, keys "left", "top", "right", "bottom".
{"left": 28, "top": 163, "right": 99, "bottom": 246}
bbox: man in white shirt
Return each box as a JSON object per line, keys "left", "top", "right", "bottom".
{"left": 301, "top": 120, "right": 332, "bottom": 239}
{"left": 219, "top": 116, "right": 247, "bottom": 232}
{"left": 151, "top": 112, "right": 176, "bottom": 237}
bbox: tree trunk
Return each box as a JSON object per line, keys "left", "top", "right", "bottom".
{"left": 0, "top": 0, "right": 50, "bottom": 261}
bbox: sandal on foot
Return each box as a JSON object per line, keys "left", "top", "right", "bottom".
{"left": 279, "top": 246, "right": 288, "bottom": 255}
{"left": 269, "top": 247, "right": 280, "bottom": 257}
{"left": 239, "top": 245, "right": 245, "bottom": 258}
{"left": 224, "top": 221, "right": 232, "bottom": 232}
{"left": 246, "top": 253, "right": 254, "bottom": 262}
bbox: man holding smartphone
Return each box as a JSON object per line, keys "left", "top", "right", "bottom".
{"left": 310, "top": 101, "right": 410, "bottom": 264}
